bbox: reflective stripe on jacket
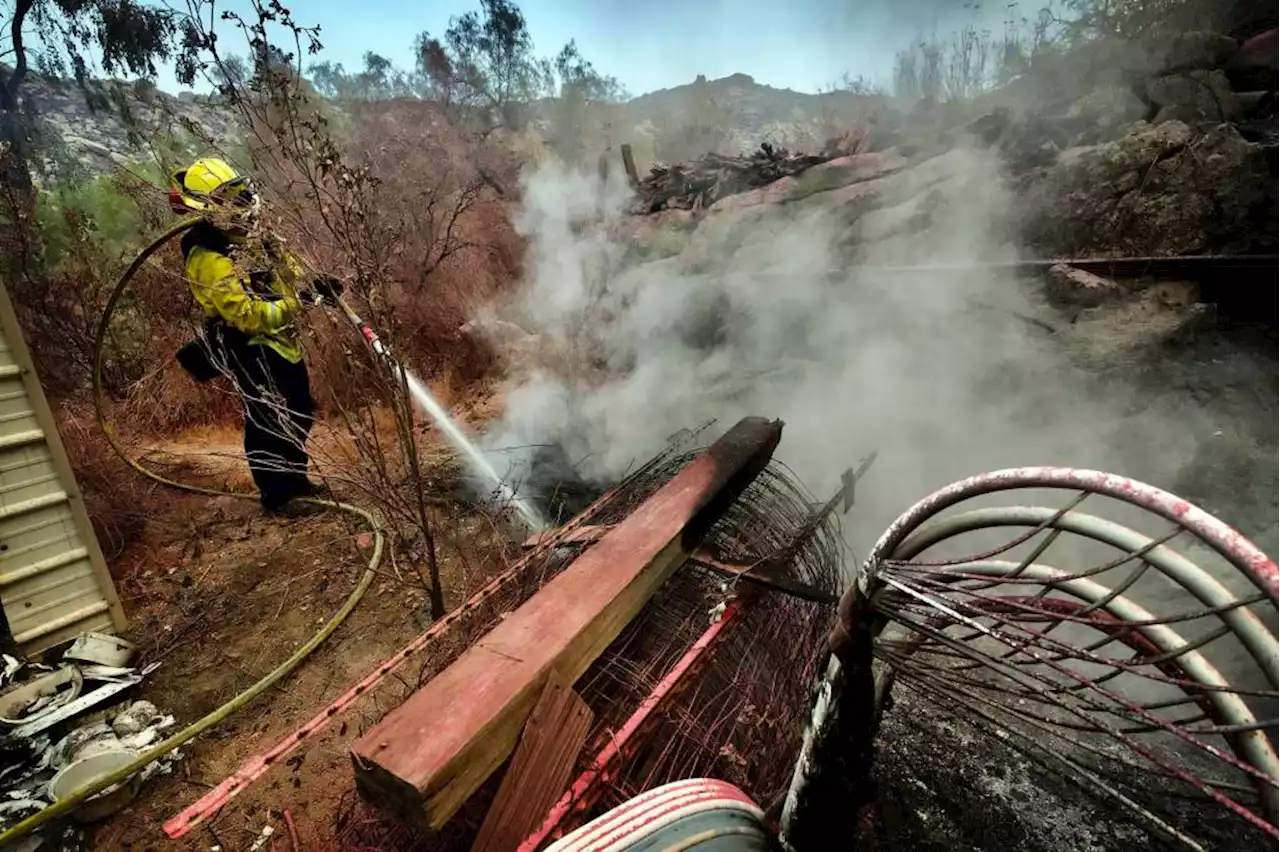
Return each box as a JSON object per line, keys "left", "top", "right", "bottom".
{"left": 181, "top": 224, "right": 306, "bottom": 363}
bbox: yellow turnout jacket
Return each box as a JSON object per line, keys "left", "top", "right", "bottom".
{"left": 180, "top": 223, "right": 307, "bottom": 362}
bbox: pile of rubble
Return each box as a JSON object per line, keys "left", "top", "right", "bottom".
{"left": 0, "top": 634, "right": 178, "bottom": 849}
{"left": 631, "top": 143, "right": 832, "bottom": 213}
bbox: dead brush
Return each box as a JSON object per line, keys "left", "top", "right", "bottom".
{"left": 163, "top": 2, "right": 531, "bottom": 621}
{"left": 56, "top": 402, "right": 154, "bottom": 559}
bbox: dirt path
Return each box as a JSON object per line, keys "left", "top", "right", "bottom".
{"left": 88, "top": 415, "right": 514, "bottom": 851}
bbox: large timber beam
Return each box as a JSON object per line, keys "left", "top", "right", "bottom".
{"left": 351, "top": 417, "right": 784, "bottom": 831}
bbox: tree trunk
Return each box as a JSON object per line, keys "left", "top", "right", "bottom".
{"left": 0, "top": 108, "right": 35, "bottom": 198}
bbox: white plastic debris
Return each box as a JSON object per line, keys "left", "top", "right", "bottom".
{"left": 64, "top": 633, "right": 136, "bottom": 668}
{"left": 14, "top": 678, "right": 141, "bottom": 738}
{"left": 707, "top": 600, "right": 728, "bottom": 624}
{"left": 0, "top": 652, "right": 178, "bottom": 838}
{"left": 2, "top": 655, "right": 23, "bottom": 685}
{"left": 111, "top": 701, "right": 160, "bottom": 737}
{"left": 247, "top": 824, "right": 275, "bottom": 851}
{"left": 0, "top": 667, "right": 84, "bottom": 726}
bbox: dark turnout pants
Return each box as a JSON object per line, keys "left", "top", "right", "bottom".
{"left": 212, "top": 326, "right": 316, "bottom": 510}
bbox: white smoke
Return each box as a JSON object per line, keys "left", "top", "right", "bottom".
{"left": 480, "top": 146, "right": 1208, "bottom": 550}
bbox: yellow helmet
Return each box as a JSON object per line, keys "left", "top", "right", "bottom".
{"left": 168, "top": 157, "right": 259, "bottom": 214}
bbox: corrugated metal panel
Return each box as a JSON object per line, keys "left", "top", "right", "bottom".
{"left": 0, "top": 284, "right": 125, "bottom": 657}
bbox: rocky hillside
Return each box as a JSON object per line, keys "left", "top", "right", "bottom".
{"left": 618, "top": 28, "right": 1278, "bottom": 255}
{"left": 623, "top": 72, "right": 881, "bottom": 156}
{"left": 13, "top": 26, "right": 1277, "bottom": 200}
{"left": 19, "top": 70, "right": 874, "bottom": 179}
{"left": 16, "top": 75, "right": 239, "bottom": 180}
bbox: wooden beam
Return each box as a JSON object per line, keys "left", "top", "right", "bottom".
{"left": 351, "top": 417, "right": 783, "bottom": 831}
{"left": 621, "top": 143, "right": 639, "bottom": 187}
{"left": 523, "top": 527, "right": 836, "bottom": 604}
{"left": 522, "top": 525, "right": 609, "bottom": 549}
{"left": 471, "top": 672, "right": 593, "bottom": 852}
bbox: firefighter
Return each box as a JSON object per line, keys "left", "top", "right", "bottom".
{"left": 170, "top": 157, "right": 342, "bottom": 517}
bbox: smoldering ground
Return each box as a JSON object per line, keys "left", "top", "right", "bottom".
{"left": 469, "top": 140, "right": 1278, "bottom": 825}
{"left": 477, "top": 145, "right": 1248, "bottom": 554}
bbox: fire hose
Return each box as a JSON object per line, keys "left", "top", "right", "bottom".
{"left": 0, "top": 217, "right": 390, "bottom": 845}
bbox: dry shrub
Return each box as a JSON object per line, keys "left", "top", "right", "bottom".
{"left": 56, "top": 402, "right": 154, "bottom": 559}
{"left": 337, "top": 99, "right": 522, "bottom": 388}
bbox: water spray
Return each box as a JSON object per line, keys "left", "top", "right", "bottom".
{"left": 335, "top": 297, "right": 546, "bottom": 531}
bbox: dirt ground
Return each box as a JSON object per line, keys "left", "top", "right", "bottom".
{"left": 59, "top": 286, "right": 1276, "bottom": 851}
{"left": 82, "top": 400, "right": 516, "bottom": 851}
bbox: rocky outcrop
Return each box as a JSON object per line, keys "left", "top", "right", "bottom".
{"left": 1154, "top": 31, "right": 1243, "bottom": 73}
{"left": 1019, "top": 120, "right": 1276, "bottom": 256}
{"left": 1045, "top": 264, "right": 1125, "bottom": 306}
{"left": 1148, "top": 69, "right": 1242, "bottom": 123}
{"left": 18, "top": 76, "right": 239, "bottom": 179}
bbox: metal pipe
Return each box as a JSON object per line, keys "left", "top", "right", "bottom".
{"left": 899, "top": 560, "right": 1278, "bottom": 793}
{"left": 894, "top": 506, "right": 1279, "bottom": 688}
{"left": 859, "top": 467, "right": 1278, "bottom": 604}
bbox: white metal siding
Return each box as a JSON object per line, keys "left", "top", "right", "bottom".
{"left": 0, "top": 285, "right": 125, "bottom": 656}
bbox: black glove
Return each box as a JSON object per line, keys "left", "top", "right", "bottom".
{"left": 311, "top": 275, "right": 345, "bottom": 305}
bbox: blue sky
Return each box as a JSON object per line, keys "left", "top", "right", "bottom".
{"left": 157, "top": 0, "right": 1023, "bottom": 96}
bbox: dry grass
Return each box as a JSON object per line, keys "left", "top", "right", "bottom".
{"left": 57, "top": 402, "right": 156, "bottom": 559}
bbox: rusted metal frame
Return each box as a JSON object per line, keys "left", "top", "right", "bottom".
{"left": 888, "top": 505, "right": 1278, "bottom": 690}
{"left": 895, "top": 669, "right": 1216, "bottom": 852}
{"left": 881, "top": 574, "right": 1279, "bottom": 784}
{"left": 890, "top": 572, "right": 1277, "bottom": 698}
{"left": 351, "top": 417, "right": 783, "bottom": 830}
{"left": 875, "top": 577, "right": 1279, "bottom": 836}
{"left": 897, "top": 588, "right": 1280, "bottom": 745}
{"left": 889, "top": 595, "right": 1274, "bottom": 736}
{"left": 691, "top": 553, "right": 837, "bottom": 604}
{"left": 884, "top": 491, "right": 1091, "bottom": 571}
{"left": 861, "top": 467, "right": 1278, "bottom": 604}
{"left": 162, "top": 474, "right": 653, "bottom": 839}
{"left": 887, "top": 654, "right": 1257, "bottom": 797}
{"left": 517, "top": 602, "right": 746, "bottom": 852}
{"left": 887, "top": 559, "right": 1280, "bottom": 814}
{"left": 877, "top": 595, "right": 1246, "bottom": 702}
{"left": 525, "top": 526, "right": 837, "bottom": 605}
{"left": 778, "top": 584, "right": 879, "bottom": 852}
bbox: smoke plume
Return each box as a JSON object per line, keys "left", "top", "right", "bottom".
{"left": 479, "top": 146, "right": 1210, "bottom": 552}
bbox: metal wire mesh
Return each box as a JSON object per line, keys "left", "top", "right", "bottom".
{"left": 864, "top": 468, "right": 1279, "bottom": 850}
{"left": 568, "top": 452, "right": 842, "bottom": 825}
{"left": 330, "top": 425, "right": 843, "bottom": 850}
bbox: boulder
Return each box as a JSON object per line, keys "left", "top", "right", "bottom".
{"left": 1225, "top": 27, "right": 1279, "bottom": 91}
{"left": 1147, "top": 70, "right": 1242, "bottom": 122}
{"left": 966, "top": 108, "right": 1012, "bottom": 146}
{"left": 64, "top": 134, "right": 114, "bottom": 157}
{"left": 783, "top": 151, "right": 908, "bottom": 201}
{"left": 1020, "top": 121, "right": 1275, "bottom": 256}
{"left": 843, "top": 186, "right": 945, "bottom": 244}
{"left": 1227, "top": 27, "right": 1279, "bottom": 72}
{"left": 1045, "top": 264, "right": 1124, "bottom": 306}
{"left": 1067, "top": 85, "right": 1150, "bottom": 130}
{"left": 707, "top": 176, "right": 797, "bottom": 213}
{"left": 612, "top": 209, "right": 698, "bottom": 262}
{"left": 1153, "top": 31, "right": 1240, "bottom": 73}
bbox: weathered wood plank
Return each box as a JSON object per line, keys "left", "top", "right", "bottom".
{"left": 351, "top": 417, "right": 782, "bottom": 831}
{"left": 471, "top": 672, "right": 593, "bottom": 852}
{"left": 621, "top": 143, "right": 639, "bottom": 187}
